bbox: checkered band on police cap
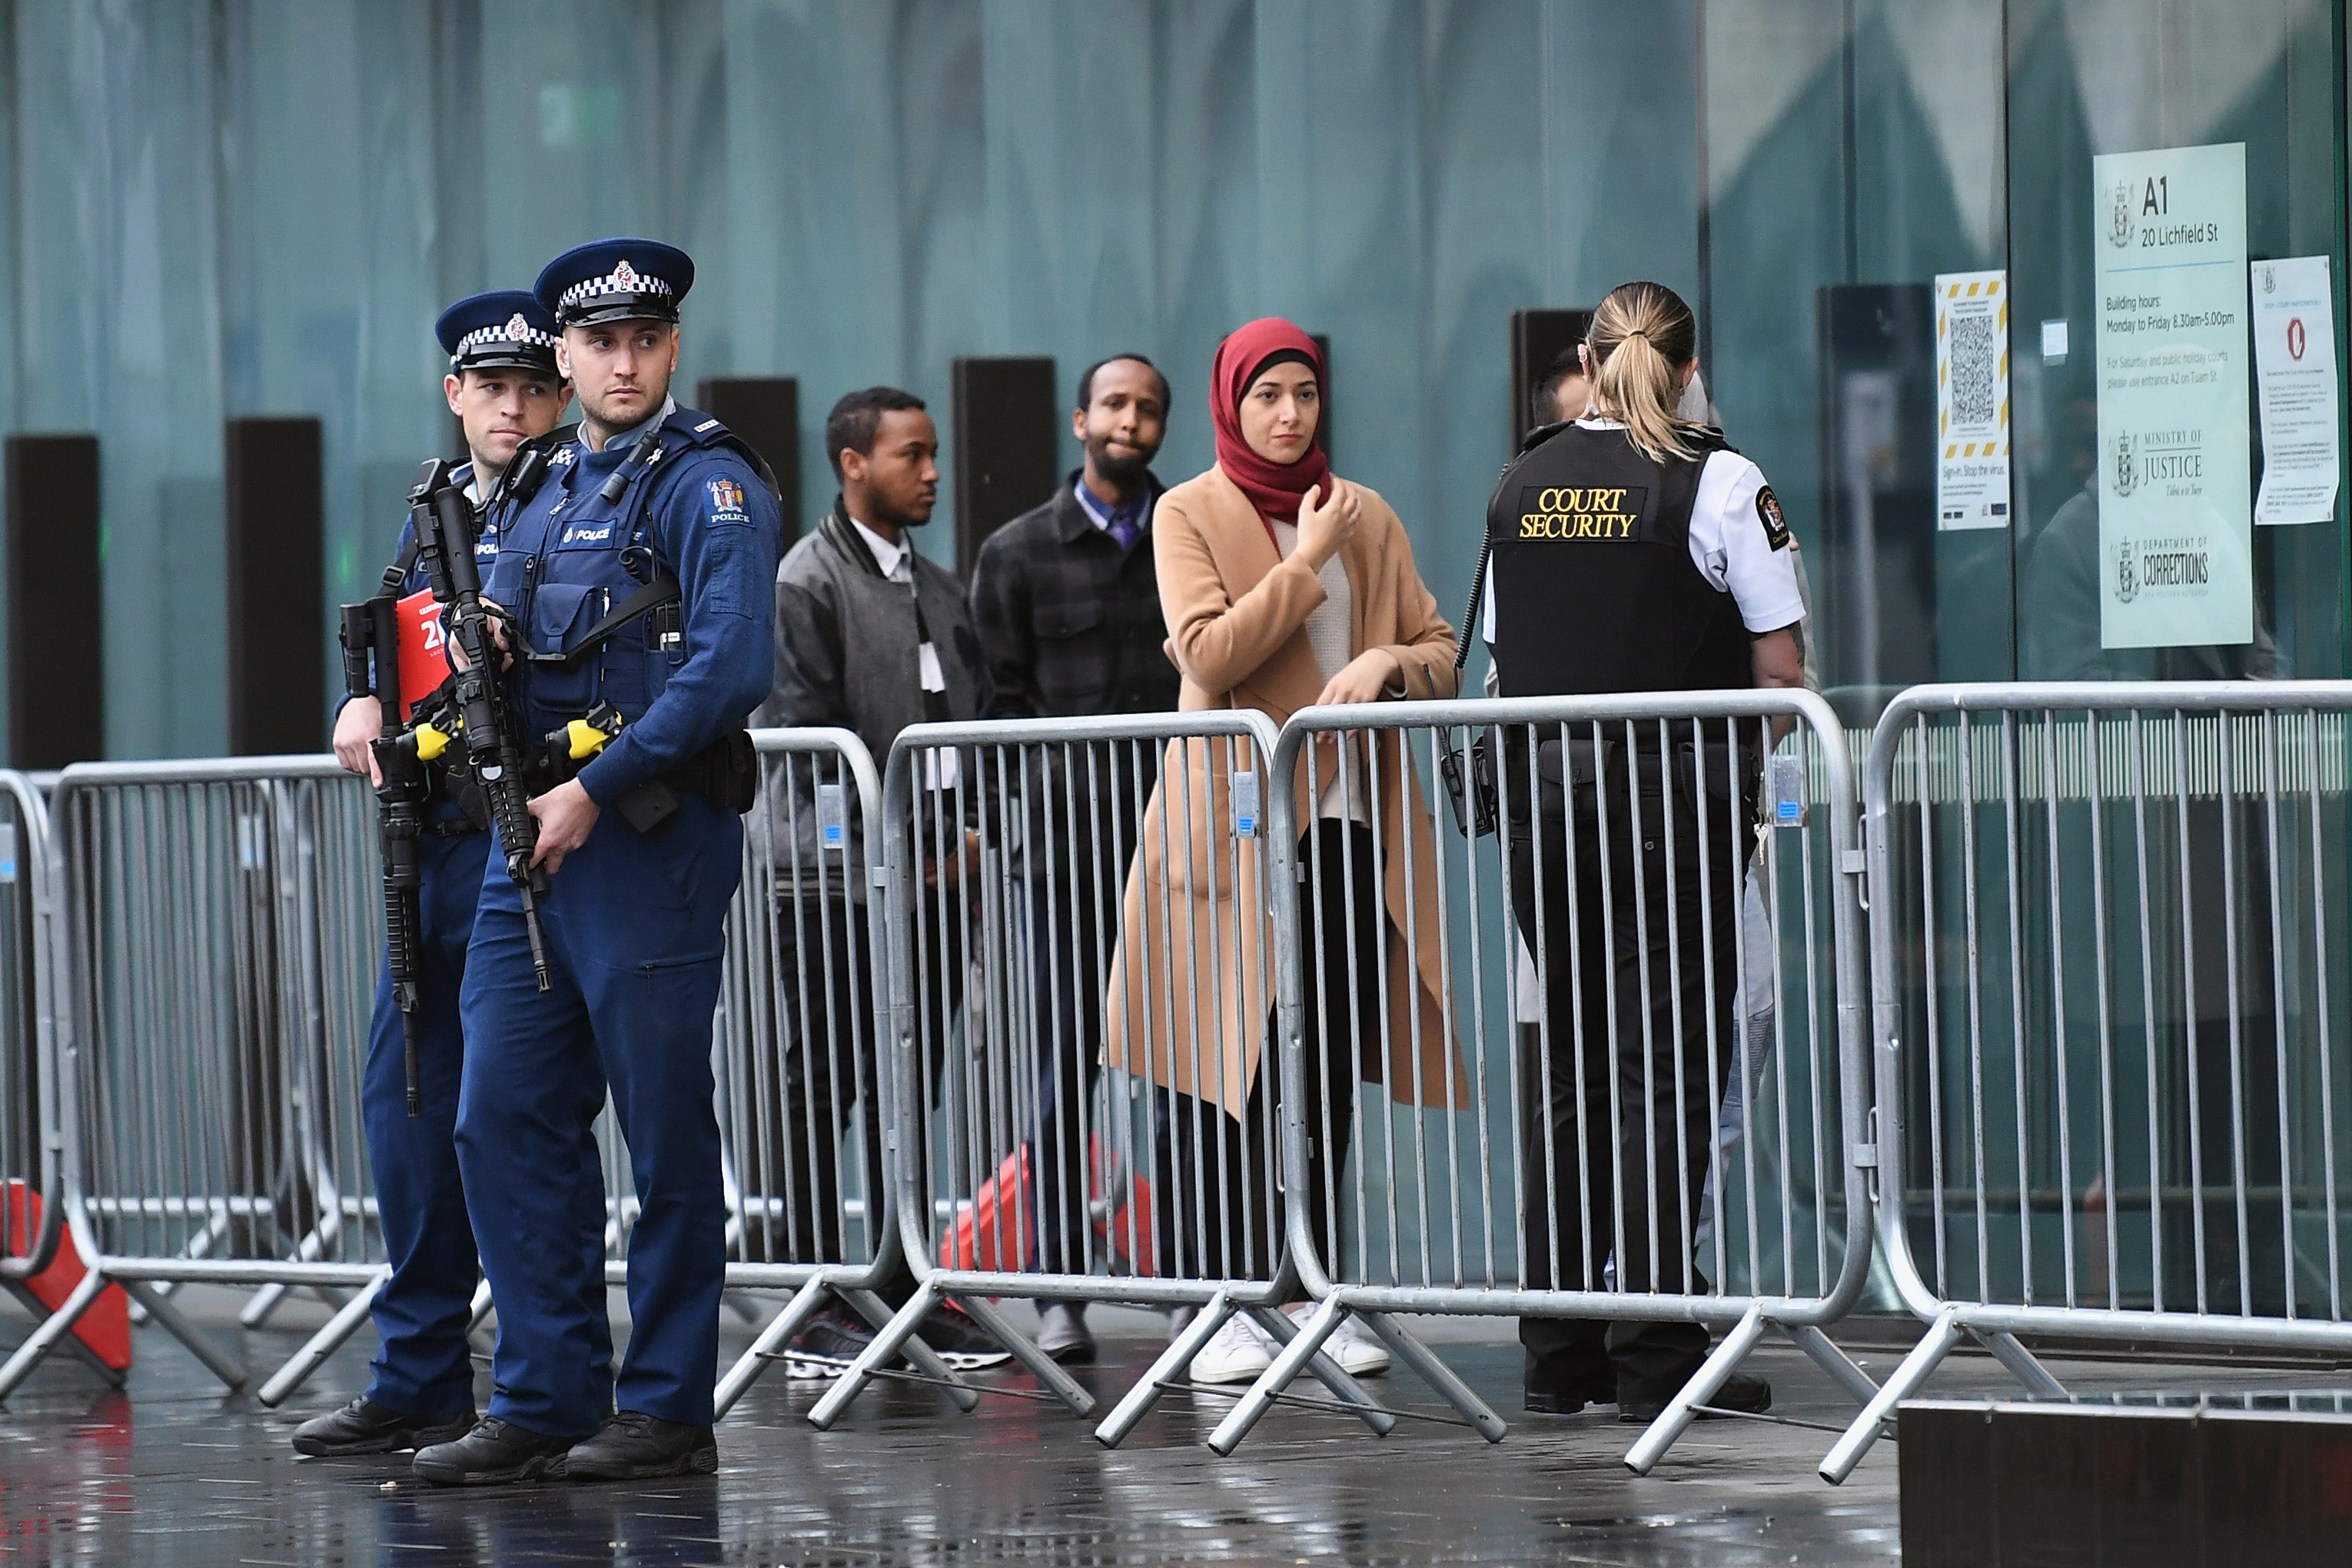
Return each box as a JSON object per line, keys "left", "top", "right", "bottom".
{"left": 453, "top": 312, "right": 559, "bottom": 364}
{"left": 557, "top": 257, "right": 676, "bottom": 313}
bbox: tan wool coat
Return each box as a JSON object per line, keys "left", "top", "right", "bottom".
{"left": 1102, "top": 463, "right": 1466, "bottom": 1118}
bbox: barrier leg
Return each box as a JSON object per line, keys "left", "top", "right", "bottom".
{"left": 713, "top": 1277, "right": 832, "bottom": 1419}
{"left": 1623, "top": 1303, "right": 1766, "bottom": 1475}
{"left": 2, "top": 1282, "right": 127, "bottom": 1387}
{"left": 1784, "top": 1321, "right": 1882, "bottom": 1407}
{"left": 947, "top": 1292, "right": 1095, "bottom": 1417}
{"left": 835, "top": 1287, "right": 980, "bottom": 1414}
{"left": 257, "top": 1268, "right": 387, "bottom": 1407}
{"left": 241, "top": 1281, "right": 291, "bottom": 1327}
{"left": 467, "top": 1278, "right": 493, "bottom": 1332}
{"left": 0, "top": 1267, "right": 109, "bottom": 1402}
{"left": 121, "top": 1280, "right": 247, "bottom": 1392}
{"left": 1354, "top": 1311, "right": 1507, "bottom": 1443}
{"left": 1207, "top": 1300, "right": 1395, "bottom": 1456}
{"left": 1972, "top": 1329, "right": 2067, "bottom": 1397}
{"left": 807, "top": 1284, "right": 976, "bottom": 1429}
{"left": 1095, "top": 1291, "right": 1232, "bottom": 1449}
{"left": 1820, "top": 1307, "right": 1962, "bottom": 1484}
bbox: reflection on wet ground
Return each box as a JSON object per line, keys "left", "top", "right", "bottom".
{"left": 0, "top": 1294, "right": 2326, "bottom": 1564}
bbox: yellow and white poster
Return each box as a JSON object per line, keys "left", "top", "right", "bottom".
{"left": 2092, "top": 141, "right": 2252, "bottom": 650}
{"left": 1934, "top": 270, "right": 2010, "bottom": 530}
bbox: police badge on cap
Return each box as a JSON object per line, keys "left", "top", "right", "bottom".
{"left": 434, "top": 290, "right": 562, "bottom": 376}
{"left": 534, "top": 238, "right": 696, "bottom": 329}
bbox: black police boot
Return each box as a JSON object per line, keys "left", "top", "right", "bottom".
{"left": 1617, "top": 1370, "right": 1772, "bottom": 1424}
{"left": 565, "top": 1410, "right": 718, "bottom": 1483}
{"left": 411, "top": 1416, "right": 576, "bottom": 1486}
{"left": 291, "top": 1396, "right": 475, "bottom": 1457}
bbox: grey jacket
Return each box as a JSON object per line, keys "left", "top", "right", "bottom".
{"left": 755, "top": 507, "right": 988, "bottom": 882}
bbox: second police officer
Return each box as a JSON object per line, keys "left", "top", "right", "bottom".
{"left": 1482, "top": 281, "right": 1802, "bottom": 1423}
{"left": 297, "top": 292, "right": 573, "bottom": 1460}
{"left": 415, "top": 240, "right": 781, "bottom": 1486}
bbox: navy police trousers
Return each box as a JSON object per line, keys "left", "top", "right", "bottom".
{"left": 456, "top": 796, "right": 739, "bottom": 1438}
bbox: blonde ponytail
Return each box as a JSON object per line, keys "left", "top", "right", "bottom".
{"left": 1586, "top": 281, "right": 1702, "bottom": 462}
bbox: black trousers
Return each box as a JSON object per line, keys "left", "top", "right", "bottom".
{"left": 1507, "top": 748, "right": 1745, "bottom": 1393}
{"left": 755, "top": 882, "right": 965, "bottom": 1304}
{"left": 1159, "top": 820, "right": 1379, "bottom": 1285}
{"left": 1020, "top": 855, "right": 1121, "bottom": 1287}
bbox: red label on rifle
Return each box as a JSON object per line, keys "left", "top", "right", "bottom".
{"left": 395, "top": 587, "right": 450, "bottom": 720}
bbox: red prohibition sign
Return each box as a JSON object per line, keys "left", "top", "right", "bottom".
{"left": 2287, "top": 317, "right": 2307, "bottom": 360}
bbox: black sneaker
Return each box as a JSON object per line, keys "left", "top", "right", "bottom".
{"left": 1618, "top": 1370, "right": 1772, "bottom": 1424}
{"left": 781, "top": 1306, "right": 876, "bottom": 1380}
{"left": 291, "top": 1397, "right": 475, "bottom": 1457}
{"left": 565, "top": 1410, "right": 717, "bottom": 1483}
{"left": 411, "top": 1416, "right": 576, "bottom": 1486}
{"left": 918, "top": 1302, "right": 1013, "bottom": 1370}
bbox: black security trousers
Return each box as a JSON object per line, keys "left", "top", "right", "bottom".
{"left": 1158, "top": 820, "right": 1377, "bottom": 1287}
{"left": 1507, "top": 742, "right": 1745, "bottom": 1394}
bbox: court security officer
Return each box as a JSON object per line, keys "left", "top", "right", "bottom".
{"left": 1480, "top": 281, "right": 1802, "bottom": 1423}
{"left": 297, "top": 292, "right": 573, "bottom": 1460}
{"left": 419, "top": 240, "right": 779, "bottom": 1486}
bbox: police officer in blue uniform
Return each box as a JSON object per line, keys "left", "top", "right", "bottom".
{"left": 296, "top": 292, "right": 574, "bottom": 1458}
{"left": 417, "top": 241, "right": 779, "bottom": 1486}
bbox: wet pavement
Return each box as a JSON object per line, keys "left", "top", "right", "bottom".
{"left": 0, "top": 1291, "right": 2334, "bottom": 1565}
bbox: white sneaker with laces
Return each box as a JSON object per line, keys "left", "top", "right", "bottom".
{"left": 1288, "top": 1305, "right": 1390, "bottom": 1377}
{"left": 1188, "top": 1313, "right": 1274, "bottom": 1385}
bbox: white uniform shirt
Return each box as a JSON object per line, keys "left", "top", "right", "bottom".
{"left": 1482, "top": 418, "right": 1805, "bottom": 645}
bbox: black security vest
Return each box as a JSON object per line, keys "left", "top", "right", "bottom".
{"left": 1484, "top": 424, "right": 1752, "bottom": 697}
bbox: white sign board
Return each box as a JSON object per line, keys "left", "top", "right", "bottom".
{"left": 2250, "top": 255, "right": 2340, "bottom": 526}
{"left": 2092, "top": 141, "right": 2252, "bottom": 650}
{"left": 1935, "top": 270, "right": 2011, "bottom": 530}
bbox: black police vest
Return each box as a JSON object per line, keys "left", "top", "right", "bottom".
{"left": 1484, "top": 424, "right": 1752, "bottom": 697}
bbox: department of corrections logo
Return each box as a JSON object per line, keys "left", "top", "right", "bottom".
{"left": 2262, "top": 264, "right": 2277, "bottom": 295}
{"left": 2108, "top": 180, "right": 2134, "bottom": 247}
{"left": 2114, "top": 538, "right": 2138, "bottom": 604}
{"left": 2111, "top": 432, "right": 2136, "bottom": 499}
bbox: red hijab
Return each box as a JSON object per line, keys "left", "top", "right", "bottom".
{"left": 1211, "top": 317, "right": 1332, "bottom": 543}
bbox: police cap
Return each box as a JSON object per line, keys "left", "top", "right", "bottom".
{"left": 534, "top": 238, "right": 694, "bottom": 329}
{"left": 435, "top": 291, "right": 562, "bottom": 376}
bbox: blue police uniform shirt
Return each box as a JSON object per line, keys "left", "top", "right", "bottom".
{"left": 485, "top": 401, "right": 779, "bottom": 805}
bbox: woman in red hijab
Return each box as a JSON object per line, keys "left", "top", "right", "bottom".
{"left": 1102, "top": 318, "right": 1461, "bottom": 1384}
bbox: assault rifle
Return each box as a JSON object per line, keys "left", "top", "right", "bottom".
{"left": 407, "top": 460, "right": 553, "bottom": 994}
{"left": 338, "top": 594, "right": 432, "bottom": 1115}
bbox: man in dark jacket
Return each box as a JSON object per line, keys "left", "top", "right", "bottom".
{"left": 965, "top": 355, "right": 1178, "bottom": 1360}
{"left": 752, "top": 386, "right": 1002, "bottom": 1370}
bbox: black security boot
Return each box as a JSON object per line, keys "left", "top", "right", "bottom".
{"left": 565, "top": 1410, "right": 719, "bottom": 1482}
{"left": 291, "top": 1397, "right": 475, "bottom": 1457}
{"left": 411, "top": 1416, "right": 576, "bottom": 1486}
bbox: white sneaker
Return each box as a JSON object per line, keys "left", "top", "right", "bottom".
{"left": 1289, "top": 1305, "right": 1390, "bottom": 1377}
{"left": 1188, "top": 1313, "right": 1274, "bottom": 1385}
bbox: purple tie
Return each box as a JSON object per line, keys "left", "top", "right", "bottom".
{"left": 1107, "top": 514, "right": 1141, "bottom": 552}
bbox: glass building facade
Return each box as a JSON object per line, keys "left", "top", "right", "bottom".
{"left": 0, "top": 1, "right": 2340, "bottom": 756}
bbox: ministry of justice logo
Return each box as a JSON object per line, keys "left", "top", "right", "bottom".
{"left": 2111, "top": 432, "right": 2137, "bottom": 499}
{"left": 2109, "top": 180, "right": 2135, "bottom": 247}
{"left": 2114, "top": 538, "right": 2138, "bottom": 604}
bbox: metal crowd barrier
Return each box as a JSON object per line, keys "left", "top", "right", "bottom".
{"left": 710, "top": 727, "right": 984, "bottom": 1416}
{"left": 0, "top": 757, "right": 386, "bottom": 1402}
{"left": 1210, "top": 692, "right": 1878, "bottom": 1468}
{"left": 810, "top": 713, "right": 1403, "bottom": 1445}
{"left": 1823, "top": 681, "right": 2352, "bottom": 1480}
{"left": 0, "top": 771, "right": 87, "bottom": 1372}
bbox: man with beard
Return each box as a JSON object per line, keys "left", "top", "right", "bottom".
{"left": 964, "top": 355, "right": 1177, "bottom": 1362}
{"left": 754, "top": 387, "right": 1008, "bottom": 1373}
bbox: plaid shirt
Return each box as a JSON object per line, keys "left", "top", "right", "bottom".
{"left": 968, "top": 473, "right": 1178, "bottom": 879}
{"left": 967, "top": 473, "right": 1177, "bottom": 722}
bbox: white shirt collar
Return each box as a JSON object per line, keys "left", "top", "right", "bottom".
{"left": 849, "top": 515, "right": 913, "bottom": 582}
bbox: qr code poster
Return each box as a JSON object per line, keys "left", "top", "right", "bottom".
{"left": 1935, "top": 270, "right": 2011, "bottom": 531}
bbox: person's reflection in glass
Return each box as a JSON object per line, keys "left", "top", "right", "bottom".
{"left": 2020, "top": 390, "right": 2276, "bottom": 680}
